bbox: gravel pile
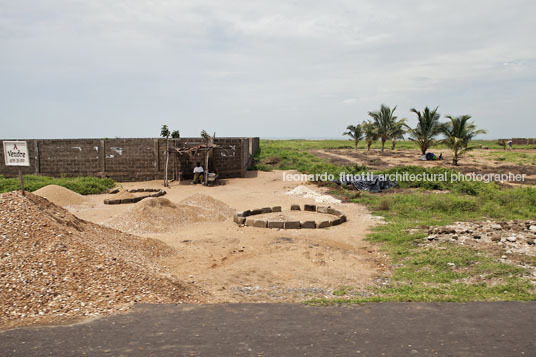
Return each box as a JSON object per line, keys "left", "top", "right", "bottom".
{"left": 286, "top": 185, "right": 341, "bottom": 204}
{"left": 0, "top": 191, "right": 198, "bottom": 329}
{"left": 105, "top": 195, "right": 235, "bottom": 234}
{"left": 33, "top": 185, "right": 88, "bottom": 207}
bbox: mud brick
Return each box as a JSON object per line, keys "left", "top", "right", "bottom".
{"left": 272, "top": 206, "right": 282, "bottom": 212}
{"left": 250, "top": 209, "right": 263, "bottom": 215}
{"left": 332, "top": 218, "right": 342, "bottom": 226}
{"left": 267, "top": 221, "right": 284, "bottom": 229}
{"left": 284, "top": 221, "right": 301, "bottom": 229}
{"left": 304, "top": 204, "right": 316, "bottom": 212}
{"left": 106, "top": 199, "right": 121, "bottom": 205}
{"left": 245, "top": 218, "right": 255, "bottom": 226}
{"left": 261, "top": 207, "right": 273, "bottom": 214}
{"left": 340, "top": 215, "right": 347, "bottom": 223}
{"left": 121, "top": 198, "right": 135, "bottom": 204}
{"left": 317, "top": 220, "right": 331, "bottom": 228}
{"left": 290, "top": 204, "right": 301, "bottom": 211}
{"left": 300, "top": 221, "right": 316, "bottom": 229}
{"left": 253, "top": 220, "right": 267, "bottom": 228}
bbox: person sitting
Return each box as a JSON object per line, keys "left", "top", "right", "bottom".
{"left": 192, "top": 162, "right": 204, "bottom": 184}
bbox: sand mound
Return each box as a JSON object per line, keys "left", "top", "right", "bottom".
{"left": 105, "top": 195, "right": 235, "bottom": 234}
{"left": 0, "top": 191, "right": 198, "bottom": 329}
{"left": 33, "top": 184, "right": 87, "bottom": 206}
{"left": 114, "top": 190, "right": 136, "bottom": 200}
{"left": 286, "top": 185, "right": 341, "bottom": 204}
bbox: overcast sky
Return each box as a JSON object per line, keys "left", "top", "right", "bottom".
{"left": 1, "top": 0, "right": 535, "bottom": 139}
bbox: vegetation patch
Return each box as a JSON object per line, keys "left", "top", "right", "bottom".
{"left": 0, "top": 175, "right": 116, "bottom": 195}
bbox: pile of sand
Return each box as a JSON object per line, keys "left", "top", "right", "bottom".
{"left": 0, "top": 191, "right": 198, "bottom": 329}
{"left": 105, "top": 194, "right": 235, "bottom": 234}
{"left": 286, "top": 185, "right": 341, "bottom": 204}
{"left": 33, "top": 184, "right": 87, "bottom": 207}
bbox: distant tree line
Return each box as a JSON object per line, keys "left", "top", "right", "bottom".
{"left": 343, "top": 105, "right": 487, "bottom": 165}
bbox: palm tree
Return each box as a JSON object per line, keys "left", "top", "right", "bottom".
{"left": 362, "top": 120, "right": 378, "bottom": 152}
{"left": 406, "top": 106, "right": 443, "bottom": 155}
{"left": 343, "top": 124, "right": 364, "bottom": 150}
{"left": 390, "top": 118, "right": 407, "bottom": 150}
{"left": 368, "top": 104, "right": 397, "bottom": 153}
{"left": 440, "top": 115, "right": 487, "bottom": 165}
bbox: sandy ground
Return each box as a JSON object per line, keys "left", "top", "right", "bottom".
{"left": 68, "top": 171, "right": 389, "bottom": 303}
{"left": 313, "top": 148, "right": 536, "bottom": 185}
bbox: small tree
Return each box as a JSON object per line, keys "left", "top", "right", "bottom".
{"left": 406, "top": 106, "right": 443, "bottom": 155}
{"left": 368, "top": 104, "right": 397, "bottom": 153}
{"left": 362, "top": 120, "right": 378, "bottom": 152}
{"left": 390, "top": 118, "right": 407, "bottom": 150}
{"left": 440, "top": 115, "right": 487, "bottom": 165}
{"left": 343, "top": 124, "right": 364, "bottom": 150}
{"left": 171, "top": 130, "right": 180, "bottom": 139}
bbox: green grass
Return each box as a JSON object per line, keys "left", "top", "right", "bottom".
{"left": 308, "top": 186, "right": 536, "bottom": 303}
{"left": 0, "top": 175, "right": 116, "bottom": 195}
{"left": 251, "top": 139, "right": 536, "bottom": 302}
{"left": 490, "top": 151, "right": 536, "bottom": 165}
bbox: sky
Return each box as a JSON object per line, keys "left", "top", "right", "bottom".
{"left": 1, "top": 0, "right": 535, "bottom": 139}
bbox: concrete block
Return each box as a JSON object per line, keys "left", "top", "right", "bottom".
{"left": 272, "top": 206, "right": 282, "bottom": 212}
{"left": 327, "top": 208, "right": 342, "bottom": 216}
{"left": 290, "top": 204, "right": 301, "bottom": 211}
{"left": 340, "top": 215, "right": 347, "bottom": 223}
{"left": 267, "top": 221, "right": 285, "bottom": 229}
{"left": 245, "top": 218, "right": 255, "bottom": 226}
{"left": 304, "top": 204, "right": 316, "bottom": 212}
{"left": 253, "top": 220, "right": 267, "bottom": 228}
{"left": 316, "top": 206, "right": 329, "bottom": 214}
{"left": 331, "top": 218, "right": 342, "bottom": 226}
{"left": 237, "top": 210, "right": 251, "bottom": 217}
{"left": 284, "top": 221, "right": 301, "bottom": 229}
{"left": 300, "top": 221, "right": 316, "bottom": 229}
{"left": 317, "top": 220, "right": 331, "bottom": 228}
{"left": 250, "top": 209, "right": 263, "bottom": 215}
{"left": 261, "top": 207, "right": 273, "bottom": 214}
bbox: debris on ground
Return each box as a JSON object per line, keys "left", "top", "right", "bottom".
{"left": 286, "top": 185, "right": 341, "bottom": 204}
{"left": 0, "top": 191, "right": 200, "bottom": 329}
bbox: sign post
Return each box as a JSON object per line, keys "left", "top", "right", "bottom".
{"left": 3, "top": 141, "right": 31, "bottom": 196}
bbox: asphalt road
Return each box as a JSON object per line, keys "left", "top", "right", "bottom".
{"left": 1, "top": 302, "right": 535, "bottom": 356}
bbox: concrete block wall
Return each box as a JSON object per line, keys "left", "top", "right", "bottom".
{"left": 0, "top": 137, "right": 259, "bottom": 181}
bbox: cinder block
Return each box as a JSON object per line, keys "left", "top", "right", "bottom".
{"left": 253, "top": 220, "right": 267, "bottom": 228}
{"left": 272, "top": 206, "right": 282, "bottom": 212}
{"left": 317, "top": 220, "right": 331, "bottom": 228}
{"left": 304, "top": 204, "right": 316, "bottom": 212}
{"left": 284, "top": 221, "right": 301, "bottom": 229}
{"left": 327, "top": 208, "right": 342, "bottom": 216}
{"left": 267, "top": 221, "right": 285, "bottom": 229}
{"left": 237, "top": 210, "right": 251, "bottom": 217}
{"left": 261, "top": 207, "right": 272, "bottom": 214}
{"left": 245, "top": 218, "right": 255, "bottom": 226}
{"left": 316, "top": 206, "right": 329, "bottom": 214}
{"left": 300, "top": 221, "right": 316, "bottom": 229}
{"left": 290, "top": 204, "right": 301, "bottom": 211}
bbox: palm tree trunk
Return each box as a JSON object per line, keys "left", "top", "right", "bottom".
{"left": 391, "top": 140, "right": 396, "bottom": 150}
{"left": 354, "top": 140, "right": 358, "bottom": 150}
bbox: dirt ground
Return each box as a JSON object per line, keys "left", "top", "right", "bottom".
{"left": 312, "top": 148, "right": 536, "bottom": 185}
{"left": 66, "top": 171, "right": 389, "bottom": 303}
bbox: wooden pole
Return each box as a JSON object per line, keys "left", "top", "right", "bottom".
{"left": 19, "top": 169, "right": 25, "bottom": 196}
{"left": 164, "top": 138, "right": 169, "bottom": 187}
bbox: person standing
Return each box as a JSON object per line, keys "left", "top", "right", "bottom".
{"left": 507, "top": 140, "right": 513, "bottom": 150}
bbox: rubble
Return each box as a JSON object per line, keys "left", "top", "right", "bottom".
{"left": 424, "top": 220, "right": 536, "bottom": 257}
{"left": 0, "top": 191, "right": 200, "bottom": 329}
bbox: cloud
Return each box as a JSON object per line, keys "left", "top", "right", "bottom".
{"left": 0, "top": 0, "right": 535, "bottom": 139}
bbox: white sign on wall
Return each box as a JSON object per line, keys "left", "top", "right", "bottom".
{"left": 3, "top": 141, "right": 31, "bottom": 167}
